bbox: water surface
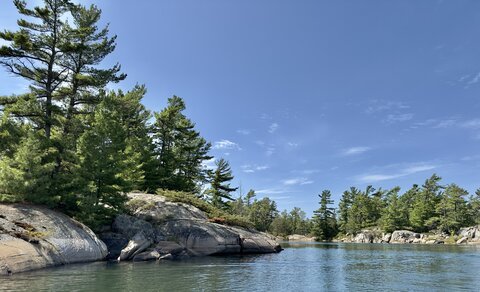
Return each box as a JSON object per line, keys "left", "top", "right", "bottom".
{"left": 3, "top": 242, "right": 480, "bottom": 291}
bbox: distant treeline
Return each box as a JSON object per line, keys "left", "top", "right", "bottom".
{"left": 240, "top": 175, "right": 480, "bottom": 240}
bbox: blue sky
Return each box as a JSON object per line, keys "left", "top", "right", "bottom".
{"left": 1, "top": 0, "right": 480, "bottom": 216}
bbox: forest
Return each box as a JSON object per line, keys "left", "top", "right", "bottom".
{"left": 1, "top": 0, "right": 479, "bottom": 239}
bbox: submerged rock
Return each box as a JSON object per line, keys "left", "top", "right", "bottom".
{"left": 0, "top": 204, "right": 107, "bottom": 275}
{"left": 106, "top": 192, "right": 282, "bottom": 262}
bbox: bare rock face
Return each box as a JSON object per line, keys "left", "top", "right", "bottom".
{"left": 390, "top": 230, "right": 420, "bottom": 243}
{"left": 0, "top": 204, "right": 107, "bottom": 275}
{"left": 287, "top": 234, "right": 316, "bottom": 242}
{"left": 108, "top": 192, "right": 282, "bottom": 261}
{"left": 353, "top": 232, "right": 374, "bottom": 243}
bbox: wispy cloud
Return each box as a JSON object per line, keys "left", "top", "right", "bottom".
{"left": 213, "top": 139, "right": 241, "bottom": 150}
{"left": 467, "top": 72, "right": 480, "bottom": 85}
{"left": 236, "top": 129, "right": 251, "bottom": 135}
{"left": 256, "top": 188, "right": 289, "bottom": 195}
{"left": 461, "top": 155, "right": 480, "bottom": 161}
{"left": 356, "top": 163, "right": 436, "bottom": 183}
{"left": 266, "top": 146, "right": 275, "bottom": 156}
{"left": 433, "top": 119, "right": 457, "bottom": 128}
{"left": 461, "top": 119, "right": 480, "bottom": 129}
{"left": 365, "top": 100, "right": 410, "bottom": 114}
{"left": 385, "top": 113, "right": 414, "bottom": 123}
{"left": 268, "top": 123, "right": 279, "bottom": 134}
{"left": 342, "top": 146, "right": 372, "bottom": 156}
{"left": 241, "top": 164, "right": 269, "bottom": 173}
{"left": 282, "top": 177, "right": 314, "bottom": 186}
{"left": 287, "top": 142, "right": 299, "bottom": 148}
{"left": 202, "top": 158, "right": 216, "bottom": 170}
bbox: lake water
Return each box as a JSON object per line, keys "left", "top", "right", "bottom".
{"left": 2, "top": 242, "right": 480, "bottom": 291}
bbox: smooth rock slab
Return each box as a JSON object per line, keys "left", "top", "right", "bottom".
{"left": 0, "top": 204, "right": 107, "bottom": 275}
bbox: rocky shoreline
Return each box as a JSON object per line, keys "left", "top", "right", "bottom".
{"left": 335, "top": 227, "right": 480, "bottom": 245}
{"left": 0, "top": 192, "right": 282, "bottom": 275}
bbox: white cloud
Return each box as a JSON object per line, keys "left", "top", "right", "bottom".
{"left": 461, "top": 119, "right": 480, "bottom": 129}
{"left": 213, "top": 139, "right": 240, "bottom": 150}
{"left": 266, "top": 146, "right": 275, "bottom": 156}
{"left": 256, "top": 188, "right": 289, "bottom": 195}
{"left": 385, "top": 113, "right": 414, "bottom": 123}
{"left": 342, "top": 146, "right": 372, "bottom": 156}
{"left": 365, "top": 100, "right": 410, "bottom": 114}
{"left": 282, "top": 177, "right": 314, "bottom": 186}
{"left": 241, "top": 164, "right": 269, "bottom": 173}
{"left": 268, "top": 123, "right": 279, "bottom": 134}
{"left": 256, "top": 165, "right": 269, "bottom": 171}
{"left": 202, "top": 158, "right": 216, "bottom": 170}
{"left": 287, "top": 142, "right": 299, "bottom": 147}
{"left": 461, "top": 155, "right": 480, "bottom": 161}
{"left": 236, "top": 129, "right": 251, "bottom": 135}
{"left": 434, "top": 119, "right": 457, "bottom": 128}
{"left": 467, "top": 72, "right": 480, "bottom": 85}
{"left": 356, "top": 163, "right": 436, "bottom": 183}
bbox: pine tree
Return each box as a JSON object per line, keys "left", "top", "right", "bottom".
{"left": 436, "top": 184, "right": 469, "bottom": 234}
{"left": 207, "top": 158, "right": 238, "bottom": 209}
{"left": 410, "top": 174, "right": 443, "bottom": 232}
{"left": 380, "top": 187, "right": 405, "bottom": 232}
{"left": 248, "top": 197, "right": 278, "bottom": 232}
{"left": 150, "top": 96, "right": 212, "bottom": 192}
{"left": 468, "top": 189, "right": 480, "bottom": 224}
{"left": 0, "top": 0, "right": 73, "bottom": 139}
{"left": 76, "top": 89, "right": 147, "bottom": 227}
{"left": 337, "top": 188, "right": 353, "bottom": 235}
{"left": 312, "top": 190, "right": 337, "bottom": 240}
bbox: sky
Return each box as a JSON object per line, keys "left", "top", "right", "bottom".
{"left": 1, "top": 0, "right": 480, "bottom": 216}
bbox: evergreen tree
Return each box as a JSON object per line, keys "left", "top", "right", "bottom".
{"left": 436, "top": 184, "right": 469, "bottom": 234}
{"left": 248, "top": 197, "right": 278, "bottom": 232}
{"left": 207, "top": 158, "right": 238, "bottom": 209}
{"left": 380, "top": 187, "right": 405, "bottom": 232}
{"left": 468, "top": 189, "right": 480, "bottom": 224}
{"left": 337, "top": 188, "right": 353, "bottom": 235}
{"left": 312, "top": 190, "right": 337, "bottom": 240}
{"left": 150, "top": 96, "right": 212, "bottom": 192}
{"left": 76, "top": 89, "right": 146, "bottom": 227}
{"left": 410, "top": 174, "right": 443, "bottom": 232}
{"left": 270, "top": 210, "right": 293, "bottom": 236}
{"left": 0, "top": 0, "right": 72, "bottom": 139}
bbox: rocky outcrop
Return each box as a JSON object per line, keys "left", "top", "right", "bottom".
{"left": 353, "top": 232, "right": 374, "bottom": 243}
{"left": 0, "top": 204, "right": 107, "bottom": 275}
{"left": 286, "top": 234, "right": 316, "bottom": 242}
{"left": 101, "top": 193, "right": 282, "bottom": 261}
{"left": 390, "top": 230, "right": 422, "bottom": 243}
{"left": 458, "top": 226, "right": 480, "bottom": 243}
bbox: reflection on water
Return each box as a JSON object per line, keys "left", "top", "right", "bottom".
{"left": 2, "top": 243, "right": 480, "bottom": 291}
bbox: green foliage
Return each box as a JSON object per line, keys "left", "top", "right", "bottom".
{"left": 248, "top": 197, "right": 278, "bottom": 232}
{"left": 312, "top": 190, "right": 337, "bottom": 240}
{"left": 409, "top": 174, "right": 443, "bottom": 232}
{"left": 149, "top": 96, "right": 212, "bottom": 193}
{"left": 436, "top": 184, "right": 469, "bottom": 233}
{"left": 206, "top": 158, "right": 238, "bottom": 210}
{"left": 379, "top": 187, "right": 405, "bottom": 233}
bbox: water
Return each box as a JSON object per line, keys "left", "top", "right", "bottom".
{"left": 2, "top": 242, "right": 480, "bottom": 291}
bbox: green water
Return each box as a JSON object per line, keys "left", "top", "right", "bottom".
{"left": 2, "top": 242, "right": 480, "bottom": 291}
